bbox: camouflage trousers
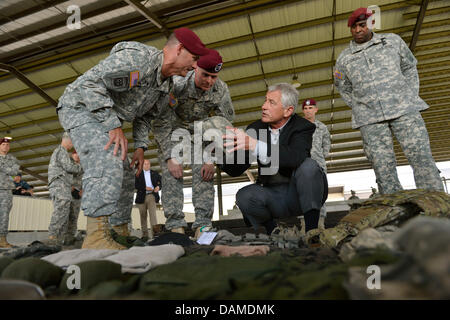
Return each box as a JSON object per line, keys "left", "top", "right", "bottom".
{"left": 0, "top": 189, "right": 13, "bottom": 236}
{"left": 65, "top": 198, "right": 81, "bottom": 236}
{"left": 360, "top": 112, "right": 444, "bottom": 194}
{"left": 68, "top": 122, "right": 134, "bottom": 226}
{"left": 48, "top": 180, "right": 72, "bottom": 237}
{"left": 159, "top": 153, "right": 215, "bottom": 231}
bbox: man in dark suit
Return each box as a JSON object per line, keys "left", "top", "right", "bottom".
{"left": 221, "top": 83, "right": 328, "bottom": 234}
{"left": 135, "top": 159, "right": 162, "bottom": 239}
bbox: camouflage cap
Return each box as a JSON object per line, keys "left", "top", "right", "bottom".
{"left": 194, "top": 116, "right": 233, "bottom": 140}
{"left": 174, "top": 27, "right": 209, "bottom": 56}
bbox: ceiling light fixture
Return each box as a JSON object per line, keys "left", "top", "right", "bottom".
{"left": 292, "top": 74, "right": 301, "bottom": 88}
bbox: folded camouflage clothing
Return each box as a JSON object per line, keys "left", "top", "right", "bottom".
{"left": 305, "top": 190, "right": 450, "bottom": 248}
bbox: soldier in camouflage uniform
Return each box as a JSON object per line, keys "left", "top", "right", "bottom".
{"left": 0, "top": 137, "right": 20, "bottom": 248}
{"left": 302, "top": 98, "right": 331, "bottom": 230}
{"left": 152, "top": 49, "right": 235, "bottom": 238}
{"left": 47, "top": 133, "right": 82, "bottom": 244}
{"left": 62, "top": 150, "right": 83, "bottom": 245}
{"left": 56, "top": 28, "right": 208, "bottom": 250}
{"left": 334, "top": 8, "right": 444, "bottom": 195}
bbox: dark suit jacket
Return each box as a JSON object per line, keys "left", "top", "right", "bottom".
{"left": 220, "top": 114, "right": 315, "bottom": 186}
{"left": 135, "top": 169, "right": 162, "bottom": 204}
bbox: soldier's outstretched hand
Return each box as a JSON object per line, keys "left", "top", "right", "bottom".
{"left": 105, "top": 127, "right": 128, "bottom": 161}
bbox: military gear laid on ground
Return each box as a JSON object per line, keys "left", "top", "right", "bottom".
{"left": 210, "top": 245, "right": 270, "bottom": 257}
{"left": 1, "top": 257, "right": 63, "bottom": 289}
{"left": 213, "top": 229, "right": 242, "bottom": 244}
{"left": 82, "top": 216, "right": 126, "bottom": 250}
{"left": 1, "top": 241, "right": 61, "bottom": 260}
{"left": 60, "top": 260, "right": 122, "bottom": 295}
{"left": 344, "top": 216, "right": 450, "bottom": 299}
{"left": 271, "top": 225, "right": 302, "bottom": 249}
{"left": 104, "top": 245, "right": 185, "bottom": 274}
{"left": 0, "top": 256, "right": 14, "bottom": 274}
{"left": 339, "top": 227, "right": 397, "bottom": 262}
{"left": 42, "top": 249, "right": 119, "bottom": 269}
{"left": 110, "top": 228, "right": 145, "bottom": 248}
{"left": 0, "top": 280, "right": 46, "bottom": 300}
{"left": 306, "top": 190, "right": 450, "bottom": 248}
{"left": 147, "top": 232, "right": 195, "bottom": 247}
{"left": 43, "top": 245, "right": 184, "bottom": 274}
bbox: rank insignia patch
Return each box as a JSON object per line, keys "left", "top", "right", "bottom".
{"left": 169, "top": 92, "right": 178, "bottom": 107}
{"left": 130, "top": 71, "right": 139, "bottom": 88}
{"left": 334, "top": 70, "right": 343, "bottom": 80}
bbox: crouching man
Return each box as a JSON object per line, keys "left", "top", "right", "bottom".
{"left": 220, "top": 83, "right": 328, "bottom": 234}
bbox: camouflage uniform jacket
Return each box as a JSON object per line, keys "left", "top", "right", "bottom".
{"left": 0, "top": 153, "right": 20, "bottom": 190}
{"left": 310, "top": 120, "right": 330, "bottom": 170}
{"left": 71, "top": 158, "right": 83, "bottom": 191}
{"left": 153, "top": 71, "right": 235, "bottom": 161}
{"left": 48, "top": 146, "right": 82, "bottom": 188}
{"left": 58, "top": 41, "right": 173, "bottom": 149}
{"left": 334, "top": 32, "right": 428, "bottom": 129}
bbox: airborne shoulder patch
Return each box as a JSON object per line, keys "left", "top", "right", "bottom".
{"left": 169, "top": 92, "right": 178, "bottom": 107}
{"left": 334, "top": 70, "right": 343, "bottom": 80}
{"left": 130, "top": 71, "right": 139, "bottom": 88}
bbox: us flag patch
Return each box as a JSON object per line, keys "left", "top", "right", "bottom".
{"left": 130, "top": 71, "right": 139, "bottom": 88}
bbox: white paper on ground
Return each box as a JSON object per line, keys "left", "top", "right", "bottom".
{"left": 196, "top": 232, "right": 218, "bottom": 245}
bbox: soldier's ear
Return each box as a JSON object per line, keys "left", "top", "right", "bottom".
{"left": 176, "top": 43, "right": 184, "bottom": 56}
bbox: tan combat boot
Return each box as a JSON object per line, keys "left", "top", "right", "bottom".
{"left": 82, "top": 216, "right": 126, "bottom": 250}
{"left": 171, "top": 227, "right": 185, "bottom": 234}
{"left": 111, "top": 223, "right": 130, "bottom": 237}
{"left": 0, "top": 236, "right": 13, "bottom": 248}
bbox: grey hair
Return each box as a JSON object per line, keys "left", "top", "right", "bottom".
{"left": 267, "top": 83, "right": 299, "bottom": 110}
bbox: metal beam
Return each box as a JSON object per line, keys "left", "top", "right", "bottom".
{"left": 20, "top": 167, "right": 48, "bottom": 184}
{"left": 124, "top": 0, "right": 170, "bottom": 38}
{"left": 0, "top": 63, "right": 58, "bottom": 107}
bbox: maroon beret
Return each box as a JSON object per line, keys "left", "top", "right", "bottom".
{"left": 302, "top": 99, "right": 317, "bottom": 107}
{"left": 197, "top": 49, "right": 223, "bottom": 73}
{"left": 348, "top": 7, "right": 373, "bottom": 27}
{"left": 174, "top": 27, "right": 208, "bottom": 56}
{"left": 0, "top": 137, "right": 11, "bottom": 144}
